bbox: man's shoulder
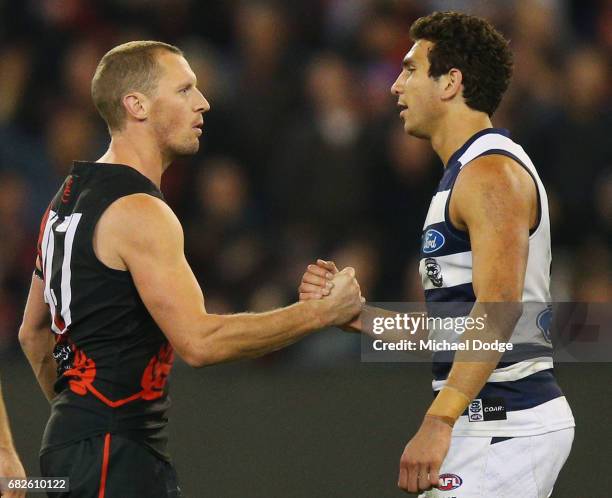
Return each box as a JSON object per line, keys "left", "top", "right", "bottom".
{"left": 98, "top": 193, "right": 182, "bottom": 248}
{"left": 450, "top": 153, "right": 536, "bottom": 231}
{"left": 456, "top": 154, "right": 535, "bottom": 197}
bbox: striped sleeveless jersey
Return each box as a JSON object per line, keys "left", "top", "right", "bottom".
{"left": 419, "top": 128, "right": 574, "bottom": 436}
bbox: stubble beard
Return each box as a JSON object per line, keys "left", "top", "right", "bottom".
{"left": 171, "top": 134, "right": 200, "bottom": 156}
{"left": 155, "top": 121, "right": 200, "bottom": 161}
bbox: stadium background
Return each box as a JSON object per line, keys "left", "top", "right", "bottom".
{"left": 0, "top": 0, "right": 610, "bottom": 496}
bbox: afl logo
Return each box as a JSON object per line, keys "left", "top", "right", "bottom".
{"left": 423, "top": 229, "right": 445, "bottom": 253}
{"left": 536, "top": 306, "right": 553, "bottom": 343}
{"left": 468, "top": 398, "right": 483, "bottom": 422}
{"left": 439, "top": 473, "right": 462, "bottom": 490}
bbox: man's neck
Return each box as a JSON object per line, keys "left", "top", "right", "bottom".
{"left": 430, "top": 111, "right": 493, "bottom": 167}
{"left": 97, "top": 131, "right": 169, "bottom": 188}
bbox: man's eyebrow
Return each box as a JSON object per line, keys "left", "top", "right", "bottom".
{"left": 178, "top": 78, "right": 197, "bottom": 89}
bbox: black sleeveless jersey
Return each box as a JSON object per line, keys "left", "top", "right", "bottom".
{"left": 37, "top": 161, "right": 175, "bottom": 461}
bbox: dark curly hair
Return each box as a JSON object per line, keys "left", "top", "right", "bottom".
{"left": 409, "top": 11, "right": 513, "bottom": 116}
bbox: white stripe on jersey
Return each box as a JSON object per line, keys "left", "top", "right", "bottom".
{"left": 420, "top": 251, "right": 472, "bottom": 290}
{"left": 41, "top": 211, "right": 57, "bottom": 280}
{"left": 422, "top": 190, "right": 450, "bottom": 229}
{"left": 42, "top": 211, "right": 57, "bottom": 310}
{"left": 432, "top": 358, "right": 554, "bottom": 388}
{"left": 59, "top": 213, "right": 82, "bottom": 333}
{"left": 41, "top": 210, "right": 82, "bottom": 335}
{"left": 457, "top": 134, "right": 528, "bottom": 168}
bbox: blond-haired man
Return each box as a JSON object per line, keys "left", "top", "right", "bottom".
{"left": 19, "top": 41, "right": 362, "bottom": 497}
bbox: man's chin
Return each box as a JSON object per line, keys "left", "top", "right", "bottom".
{"left": 404, "top": 121, "right": 428, "bottom": 140}
{"left": 173, "top": 140, "right": 200, "bottom": 157}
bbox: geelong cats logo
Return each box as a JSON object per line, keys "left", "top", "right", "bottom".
{"left": 425, "top": 258, "right": 443, "bottom": 287}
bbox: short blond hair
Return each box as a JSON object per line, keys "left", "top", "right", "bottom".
{"left": 91, "top": 40, "right": 182, "bottom": 131}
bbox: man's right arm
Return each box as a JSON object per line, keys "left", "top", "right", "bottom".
{"left": 102, "top": 194, "right": 362, "bottom": 367}
{"left": 299, "top": 260, "right": 431, "bottom": 344}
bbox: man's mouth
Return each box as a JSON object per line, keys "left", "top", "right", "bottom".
{"left": 193, "top": 122, "right": 203, "bottom": 135}
{"left": 397, "top": 102, "right": 408, "bottom": 116}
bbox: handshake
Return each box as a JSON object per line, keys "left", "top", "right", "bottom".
{"left": 298, "top": 259, "right": 364, "bottom": 329}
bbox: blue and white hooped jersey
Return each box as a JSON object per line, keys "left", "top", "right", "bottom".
{"left": 419, "top": 128, "right": 574, "bottom": 436}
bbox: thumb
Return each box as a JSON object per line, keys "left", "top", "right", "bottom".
{"left": 343, "top": 267, "right": 356, "bottom": 278}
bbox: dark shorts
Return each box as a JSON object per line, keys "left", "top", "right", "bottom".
{"left": 40, "top": 434, "right": 182, "bottom": 498}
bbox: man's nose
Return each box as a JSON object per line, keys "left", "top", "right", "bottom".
{"left": 390, "top": 76, "right": 402, "bottom": 96}
{"left": 201, "top": 97, "right": 211, "bottom": 113}
{"left": 196, "top": 89, "right": 210, "bottom": 113}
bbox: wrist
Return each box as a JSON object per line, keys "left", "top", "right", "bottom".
{"left": 423, "top": 413, "right": 455, "bottom": 428}
{"left": 0, "top": 444, "right": 17, "bottom": 454}
{"left": 425, "top": 385, "right": 471, "bottom": 428}
{"left": 304, "top": 299, "right": 336, "bottom": 329}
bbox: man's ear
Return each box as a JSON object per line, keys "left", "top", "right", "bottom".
{"left": 122, "top": 92, "right": 150, "bottom": 122}
{"left": 439, "top": 68, "right": 463, "bottom": 101}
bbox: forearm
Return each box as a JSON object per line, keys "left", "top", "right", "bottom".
{"left": 348, "top": 305, "right": 430, "bottom": 344}
{"left": 445, "top": 301, "right": 520, "bottom": 397}
{"left": 0, "top": 386, "right": 16, "bottom": 451}
{"left": 426, "top": 301, "right": 520, "bottom": 425}
{"left": 18, "top": 330, "right": 57, "bottom": 402}
{"left": 191, "top": 300, "right": 331, "bottom": 365}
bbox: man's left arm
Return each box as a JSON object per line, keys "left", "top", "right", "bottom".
{"left": 398, "top": 154, "right": 537, "bottom": 493}
{"left": 18, "top": 262, "right": 56, "bottom": 403}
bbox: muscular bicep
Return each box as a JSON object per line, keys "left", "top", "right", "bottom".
{"left": 451, "top": 156, "right": 535, "bottom": 301}
{"left": 110, "top": 195, "right": 208, "bottom": 355}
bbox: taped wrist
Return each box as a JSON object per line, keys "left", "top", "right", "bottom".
{"left": 426, "top": 385, "right": 471, "bottom": 427}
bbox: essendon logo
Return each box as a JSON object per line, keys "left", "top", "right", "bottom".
{"left": 438, "top": 473, "right": 462, "bottom": 490}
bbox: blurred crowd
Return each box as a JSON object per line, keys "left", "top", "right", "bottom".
{"left": 0, "top": 0, "right": 610, "bottom": 355}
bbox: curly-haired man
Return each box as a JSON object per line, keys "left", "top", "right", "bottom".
{"left": 300, "top": 11, "right": 574, "bottom": 497}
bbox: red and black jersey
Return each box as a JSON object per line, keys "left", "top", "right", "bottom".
{"left": 38, "top": 161, "right": 175, "bottom": 461}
